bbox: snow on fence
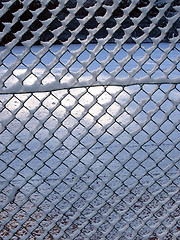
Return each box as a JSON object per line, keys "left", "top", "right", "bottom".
{"left": 0, "top": 0, "right": 180, "bottom": 239}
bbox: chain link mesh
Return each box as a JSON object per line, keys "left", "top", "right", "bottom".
{"left": 0, "top": 0, "right": 180, "bottom": 239}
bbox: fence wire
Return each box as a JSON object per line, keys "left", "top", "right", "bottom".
{"left": 0, "top": 0, "right": 180, "bottom": 239}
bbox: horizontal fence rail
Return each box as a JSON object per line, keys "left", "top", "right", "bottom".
{"left": 0, "top": 0, "right": 180, "bottom": 93}
{"left": 0, "top": 0, "right": 180, "bottom": 239}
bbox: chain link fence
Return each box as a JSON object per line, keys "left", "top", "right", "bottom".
{"left": 0, "top": 0, "right": 180, "bottom": 239}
